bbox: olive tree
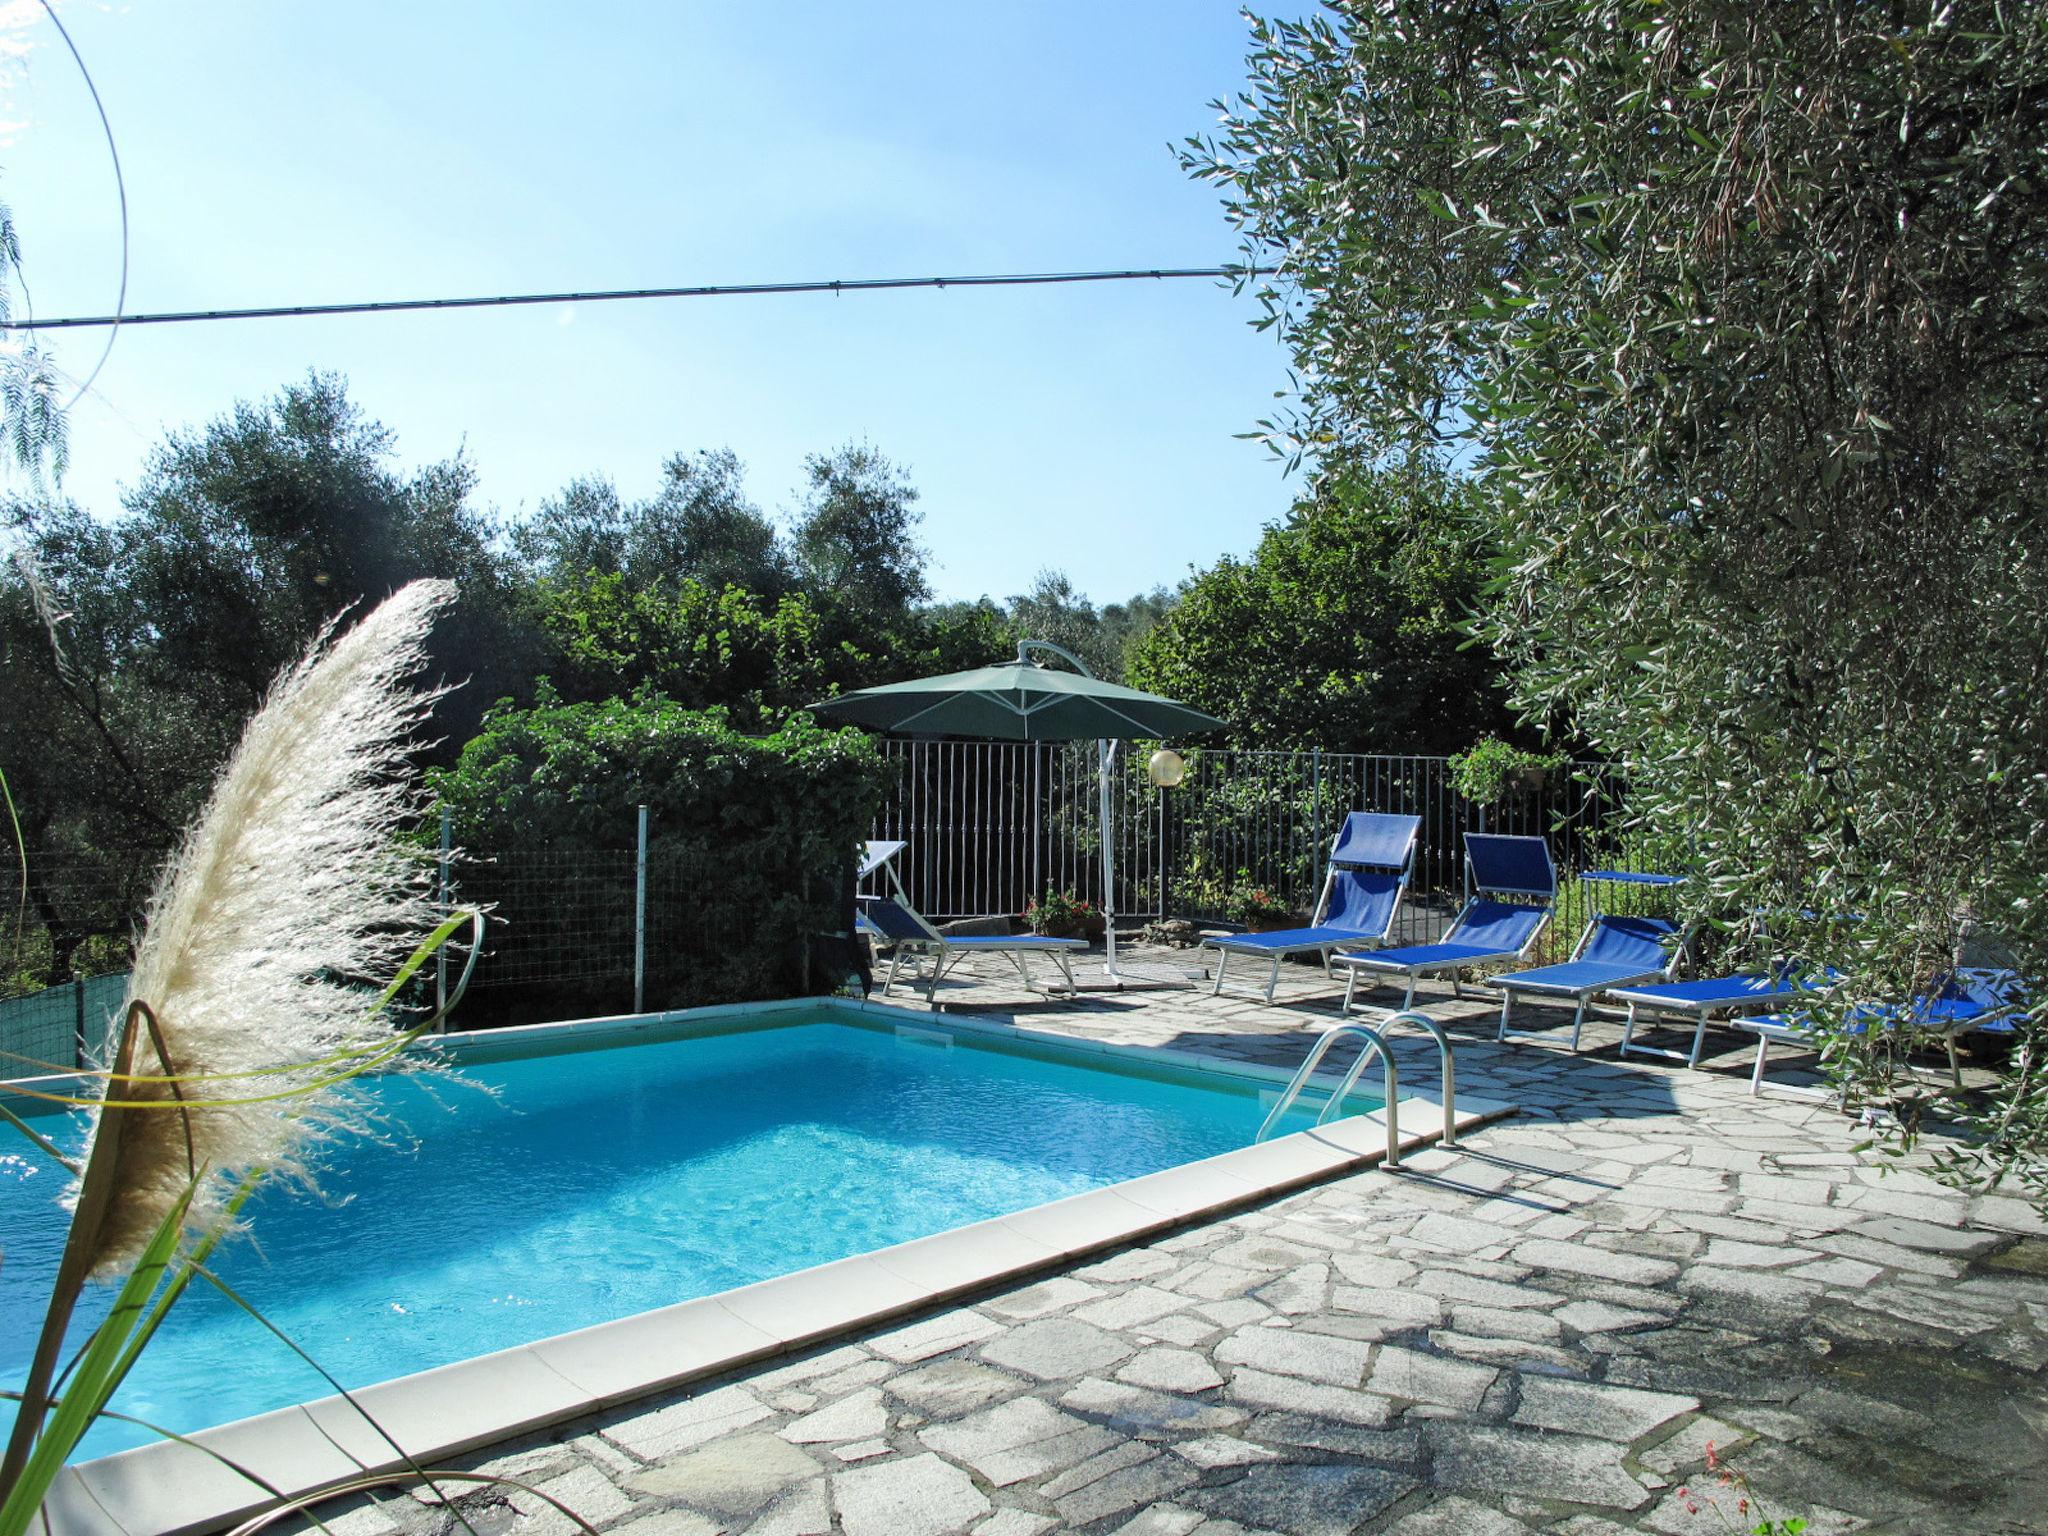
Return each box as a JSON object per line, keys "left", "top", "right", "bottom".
{"left": 1191, "top": 2, "right": 2048, "bottom": 1200}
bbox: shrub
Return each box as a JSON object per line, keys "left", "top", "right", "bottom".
{"left": 1024, "top": 888, "right": 1099, "bottom": 940}
{"left": 431, "top": 686, "right": 892, "bottom": 1017}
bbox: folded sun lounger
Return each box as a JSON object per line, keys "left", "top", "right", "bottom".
{"left": 858, "top": 894, "right": 1086, "bottom": 1005}
{"left": 1335, "top": 833, "right": 1556, "bottom": 1013}
{"left": 1486, "top": 908, "right": 1687, "bottom": 1050}
{"left": 1201, "top": 812, "right": 1421, "bottom": 1002}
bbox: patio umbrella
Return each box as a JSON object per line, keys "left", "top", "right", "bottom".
{"left": 810, "top": 640, "right": 1226, "bottom": 981}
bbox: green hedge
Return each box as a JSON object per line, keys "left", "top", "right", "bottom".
{"left": 431, "top": 685, "right": 893, "bottom": 1019}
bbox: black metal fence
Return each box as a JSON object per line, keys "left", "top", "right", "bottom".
{"left": 871, "top": 743, "right": 1632, "bottom": 944}
{"left": 3, "top": 748, "right": 1643, "bottom": 1057}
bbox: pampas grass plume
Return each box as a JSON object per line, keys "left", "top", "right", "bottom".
{"left": 84, "top": 579, "right": 456, "bottom": 1273}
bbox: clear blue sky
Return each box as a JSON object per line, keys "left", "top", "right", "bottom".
{"left": 2, "top": 1, "right": 1307, "bottom": 606}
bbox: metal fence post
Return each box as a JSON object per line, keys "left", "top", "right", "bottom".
{"left": 634, "top": 805, "right": 649, "bottom": 1014}
{"left": 436, "top": 805, "right": 452, "bottom": 1026}
{"left": 73, "top": 977, "right": 87, "bottom": 1070}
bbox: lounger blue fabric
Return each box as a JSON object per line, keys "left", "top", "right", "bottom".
{"left": 1465, "top": 834, "right": 1557, "bottom": 897}
{"left": 1484, "top": 914, "right": 1684, "bottom": 1049}
{"left": 1334, "top": 834, "right": 1557, "bottom": 1012}
{"left": 1610, "top": 973, "right": 1803, "bottom": 1011}
{"left": 1202, "top": 812, "right": 1420, "bottom": 1002}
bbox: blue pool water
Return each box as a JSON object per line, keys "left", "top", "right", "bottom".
{"left": 1, "top": 1014, "right": 1358, "bottom": 1459}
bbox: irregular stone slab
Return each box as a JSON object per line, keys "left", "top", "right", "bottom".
{"left": 1452, "top": 1305, "right": 1560, "bottom": 1343}
{"left": 1331, "top": 1285, "right": 1446, "bottom": 1329}
{"left": 1385, "top": 1494, "right": 1539, "bottom": 1535}
{"left": 981, "top": 1317, "right": 1134, "bottom": 1380}
{"left": 1060, "top": 1377, "right": 1247, "bottom": 1438}
{"left": 1101, "top": 1505, "right": 1205, "bottom": 1536}
{"left": 833, "top": 1451, "right": 991, "bottom": 1536}
{"left": 1556, "top": 1300, "right": 1664, "bottom": 1335}
{"left": 871, "top": 1310, "right": 1006, "bottom": 1364}
{"left": 1419, "top": 1269, "right": 1563, "bottom": 1309}
{"left": 1075, "top": 1249, "right": 1181, "bottom": 1283}
{"left": 1408, "top": 1213, "right": 1523, "bottom": 1253}
{"left": 1256, "top": 1262, "right": 1332, "bottom": 1315}
{"left": 1367, "top": 1346, "right": 1498, "bottom": 1411}
{"left": 887, "top": 1358, "right": 1023, "bottom": 1417}
{"left": 1116, "top": 1346, "right": 1225, "bottom": 1394}
{"left": 1513, "top": 1377, "right": 1698, "bottom": 1442}
{"left": 1701, "top": 1238, "right": 1820, "bottom": 1269}
{"left": 1074, "top": 1285, "right": 1187, "bottom": 1331}
{"left": 1214, "top": 1322, "right": 1373, "bottom": 1386}
{"left": 1785, "top": 1257, "right": 1882, "bottom": 1289}
{"left": 782, "top": 1387, "right": 890, "bottom": 1444}
{"left": 629, "top": 1431, "right": 821, "bottom": 1517}
{"left": 1678, "top": 1266, "right": 1824, "bottom": 1311}
{"left": 1639, "top": 1415, "right": 1752, "bottom": 1475}
{"left": 1224, "top": 1367, "right": 1397, "bottom": 1427}
{"left": 1134, "top": 1314, "right": 1218, "bottom": 1348}
{"left": 1188, "top": 1461, "right": 1420, "bottom": 1535}
{"left": 609, "top": 1509, "right": 725, "bottom": 1536}
{"left": 511, "top": 1463, "right": 634, "bottom": 1528}
{"left": 1430, "top": 1424, "right": 1651, "bottom": 1510}
{"left": 834, "top": 1439, "right": 893, "bottom": 1463}
{"left": 751, "top": 1477, "right": 835, "bottom": 1536}
{"left": 1851, "top": 1216, "right": 2000, "bottom": 1254}
{"left": 1045, "top": 1447, "right": 1199, "bottom": 1526}
{"left": 1209, "top": 1235, "right": 1319, "bottom": 1271}
{"left": 981, "top": 1277, "right": 1103, "bottom": 1320}
{"left": 1513, "top": 1239, "right": 1680, "bottom": 1286}
{"left": 974, "top": 1512, "right": 1056, "bottom": 1536}
{"left": 920, "top": 1396, "right": 1120, "bottom": 1486}
{"left": 1173, "top": 1434, "right": 1280, "bottom": 1469}
{"left": 1247, "top": 1413, "right": 1423, "bottom": 1462}
{"left": 603, "top": 1385, "right": 773, "bottom": 1458}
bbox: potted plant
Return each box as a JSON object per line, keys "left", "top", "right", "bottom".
{"left": 1225, "top": 870, "right": 1299, "bottom": 931}
{"left": 1024, "top": 887, "right": 1105, "bottom": 940}
{"left": 1448, "top": 737, "right": 1566, "bottom": 806}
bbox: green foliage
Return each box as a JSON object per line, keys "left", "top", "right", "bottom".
{"left": 1223, "top": 870, "right": 1296, "bottom": 929}
{"left": 1448, "top": 739, "right": 1566, "bottom": 807}
{"left": 790, "top": 442, "right": 929, "bottom": 625}
{"left": 1023, "top": 887, "right": 1099, "bottom": 939}
{"left": 431, "top": 690, "right": 892, "bottom": 1008}
{"left": 1004, "top": 571, "right": 1174, "bottom": 683}
{"left": 0, "top": 192, "right": 66, "bottom": 485}
{"left": 534, "top": 570, "right": 831, "bottom": 730}
{"left": 1127, "top": 462, "right": 1512, "bottom": 753}
{"left": 1196, "top": 3, "right": 2048, "bottom": 1202}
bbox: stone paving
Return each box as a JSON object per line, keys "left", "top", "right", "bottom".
{"left": 309, "top": 948, "right": 2048, "bottom": 1536}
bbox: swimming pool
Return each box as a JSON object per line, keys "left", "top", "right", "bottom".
{"left": 1, "top": 1007, "right": 1375, "bottom": 1461}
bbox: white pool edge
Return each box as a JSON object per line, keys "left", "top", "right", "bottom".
{"left": 38, "top": 995, "right": 1515, "bottom": 1536}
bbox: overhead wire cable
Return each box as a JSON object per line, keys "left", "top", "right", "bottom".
{"left": 0, "top": 265, "right": 1267, "bottom": 331}
{"left": 34, "top": 0, "right": 128, "bottom": 405}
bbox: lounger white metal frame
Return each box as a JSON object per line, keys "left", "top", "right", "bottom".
{"left": 855, "top": 843, "right": 1085, "bottom": 1006}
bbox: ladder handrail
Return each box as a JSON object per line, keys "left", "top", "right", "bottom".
{"left": 1256, "top": 1022, "right": 1401, "bottom": 1168}
{"left": 1317, "top": 1008, "right": 1458, "bottom": 1149}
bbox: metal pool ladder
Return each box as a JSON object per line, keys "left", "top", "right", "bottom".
{"left": 1254, "top": 1010, "right": 1461, "bottom": 1170}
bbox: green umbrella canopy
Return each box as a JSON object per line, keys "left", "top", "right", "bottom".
{"left": 808, "top": 646, "right": 1225, "bottom": 742}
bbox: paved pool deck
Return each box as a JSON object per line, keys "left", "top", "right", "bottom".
{"left": 305, "top": 946, "right": 2047, "bottom": 1536}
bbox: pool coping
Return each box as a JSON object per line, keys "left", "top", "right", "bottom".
{"left": 34, "top": 995, "right": 1514, "bottom": 1536}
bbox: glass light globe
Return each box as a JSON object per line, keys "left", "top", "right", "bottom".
{"left": 1147, "top": 748, "right": 1187, "bottom": 788}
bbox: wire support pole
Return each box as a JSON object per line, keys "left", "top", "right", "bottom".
{"left": 2, "top": 266, "right": 1266, "bottom": 332}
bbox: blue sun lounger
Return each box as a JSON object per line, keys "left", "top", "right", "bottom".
{"left": 1486, "top": 908, "right": 1687, "bottom": 1050}
{"left": 1335, "top": 833, "right": 1556, "bottom": 1013}
{"left": 1737, "top": 968, "right": 2027, "bottom": 1098}
{"left": 1201, "top": 812, "right": 1421, "bottom": 1002}
{"left": 1610, "top": 968, "right": 1818, "bottom": 1067}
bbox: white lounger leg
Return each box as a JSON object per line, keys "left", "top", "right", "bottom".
{"left": 1687, "top": 1012, "right": 1709, "bottom": 1067}
{"left": 1496, "top": 988, "right": 1512, "bottom": 1041}
{"left": 1569, "top": 996, "right": 1589, "bottom": 1052}
{"left": 1751, "top": 1033, "right": 1771, "bottom": 1095}
{"left": 1620, "top": 1002, "right": 1639, "bottom": 1055}
{"left": 1003, "top": 949, "right": 1037, "bottom": 992}
{"left": 1342, "top": 967, "right": 1361, "bottom": 1014}
{"left": 1212, "top": 949, "right": 1230, "bottom": 997}
{"left": 1056, "top": 949, "right": 1076, "bottom": 997}
{"left": 1265, "top": 956, "right": 1282, "bottom": 1004}
{"left": 883, "top": 947, "right": 904, "bottom": 997}
{"left": 1402, "top": 973, "right": 1418, "bottom": 1010}
{"left": 1947, "top": 1035, "right": 1961, "bottom": 1088}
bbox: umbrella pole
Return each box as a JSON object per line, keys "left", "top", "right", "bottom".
{"left": 1099, "top": 737, "right": 1121, "bottom": 984}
